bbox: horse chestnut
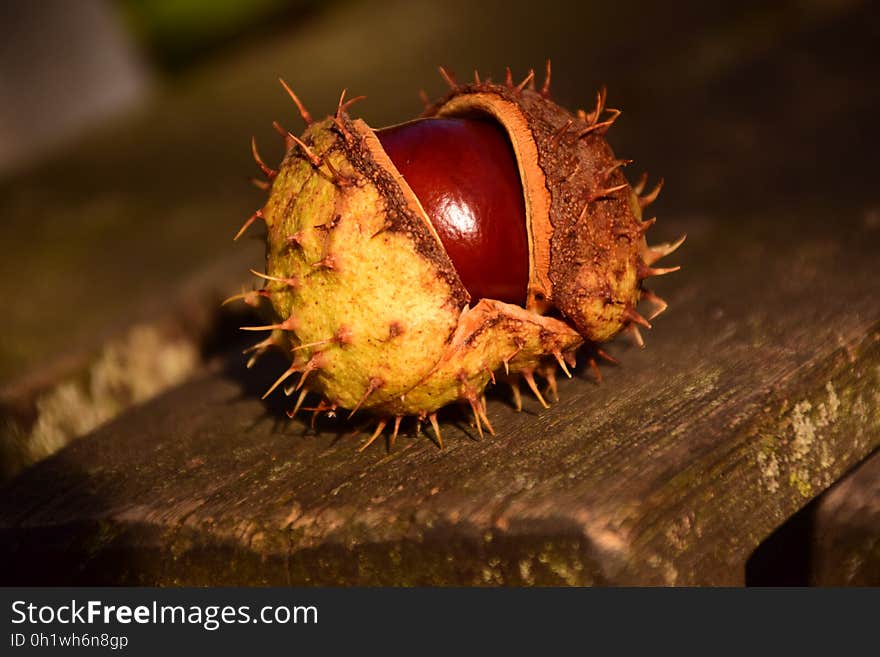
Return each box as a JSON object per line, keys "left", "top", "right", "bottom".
{"left": 376, "top": 118, "right": 529, "bottom": 306}
{"left": 232, "top": 65, "right": 683, "bottom": 449}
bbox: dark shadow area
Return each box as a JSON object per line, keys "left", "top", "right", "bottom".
{"left": 746, "top": 497, "right": 817, "bottom": 586}
{"left": 199, "top": 301, "right": 263, "bottom": 363}
{"left": 0, "top": 447, "right": 115, "bottom": 585}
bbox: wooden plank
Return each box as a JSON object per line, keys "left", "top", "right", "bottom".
{"left": 0, "top": 251, "right": 261, "bottom": 480}
{"left": 1, "top": 0, "right": 878, "bottom": 584}
{"left": 3, "top": 0, "right": 876, "bottom": 478}
{"left": 0, "top": 209, "right": 877, "bottom": 585}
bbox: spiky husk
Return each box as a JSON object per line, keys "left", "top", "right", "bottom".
{"left": 257, "top": 116, "right": 581, "bottom": 418}
{"left": 427, "top": 79, "right": 653, "bottom": 342}
{"left": 237, "top": 66, "right": 681, "bottom": 444}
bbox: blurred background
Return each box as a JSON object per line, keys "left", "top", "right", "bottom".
{"left": 1, "top": 0, "right": 878, "bottom": 476}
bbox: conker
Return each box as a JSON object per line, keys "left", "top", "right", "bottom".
{"left": 232, "top": 65, "right": 683, "bottom": 449}
{"left": 376, "top": 118, "right": 529, "bottom": 306}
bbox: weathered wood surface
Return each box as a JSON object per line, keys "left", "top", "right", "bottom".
{"left": 3, "top": 0, "right": 876, "bottom": 477}
{"left": 812, "top": 450, "right": 880, "bottom": 586}
{"left": 1, "top": 208, "right": 877, "bottom": 585}
{"left": 0, "top": 251, "right": 260, "bottom": 480}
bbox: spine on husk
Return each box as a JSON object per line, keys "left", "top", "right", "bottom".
{"left": 232, "top": 66, "right": 682, "bottom": 447}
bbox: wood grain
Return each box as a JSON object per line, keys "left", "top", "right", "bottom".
{"left": 1, "top": 210, "right": 877, "bottom": 585}
{"left": 1, "top": 0, "right": 878, "bottom": 586}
